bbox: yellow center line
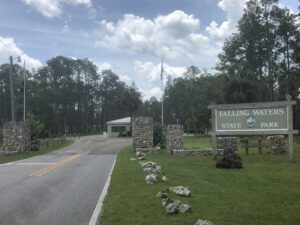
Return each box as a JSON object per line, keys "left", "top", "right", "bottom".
{"left": 30, "top": 153, "right": 81, "bottom": 177}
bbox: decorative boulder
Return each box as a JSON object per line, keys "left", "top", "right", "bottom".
{"left": 145, "top": 174, "right": 158, "bottom": 184}
{"left": 161, "top": 175, "right": 168, "bottom": 182}
{"left": 179, "top": 203, "right": 192, "bottom": 213}
{"left": 156, "top": 191, "right": 168, "bottom": 199}
{"left": 166, "top": 202, "right": 180, "bottom": 214}
{"left": 169, "top": 186, "right": 191, "bottom": 196}
{"left": 162, "top": 198, "right": 174, "bottom": 207}
{"left": 140, "top": 161, "right": 157, "bottom": 168}
{"left": 216, "top": 152, "right": 243, "bottom": 169}
{"left": 194, "top": 219, "right": 214, "bottom": 225}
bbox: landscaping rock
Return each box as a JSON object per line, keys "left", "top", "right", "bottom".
{"left": 162, "top": 197, "right": 174, "bottom": 207}
{"left": 194, "top": 219, "right": 214, "bottom": 225}
{"left": 136, "top": 151, "right": 146, "bottom": 158}
{"left": 216, "top": 152, "right": 243, "bottom": 169}
{"left": 156, "top": 191, "right": 168, "bottom": 199}
{"left": 143, "top": 165, "right": 162, "bottom": 174}
{"left": 169, "top": 186, "right": 191, "bottom": 196}
{"left": 179, "top": 203, "right": 192, "bottom": 213}
{"left": 161, "top": 175, "right": 168, "bottom": 182}
{"left": 130, "top": 157, "right": 137, "bottom": 161}
{"left": 145, "top": 174, "right": 158, "bottom": 184}
{"left": 138, "top": 156, "right": 146, "bottom": 161}
{"left": 166, "top": 202, "right": 180, "bottom": 214}
{"left": 140, "top": 161, "right": 157, "bottom": 168}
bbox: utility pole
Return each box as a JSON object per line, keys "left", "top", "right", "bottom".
{"left": 9, "top": 56, "right": 16, "bottom": 122}
{"left": 23, "top": 61, "right": 26, "bottom": 122}
{"left": 161, "top": 58, "right": 164, "bottom": 127}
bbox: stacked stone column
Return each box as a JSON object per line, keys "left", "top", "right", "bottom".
{"left": 2, "top": 122, "right": 31, "bottom": 155}
{"left": 132, "top": 117, "right": 153, "bottom": 150}
{"left": 217, "top": 137, "right": 237, "bottom": 156}
{"left": 167, "top": 125, "right": 184, "bottom": 154}
{"left": 266, "top": 135, "right": 286, "bottom": 154}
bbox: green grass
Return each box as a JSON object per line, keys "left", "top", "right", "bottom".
{"left": 184, "top": 136, "right": 212, "bottom": 149}
{"left": 100, "top": 137, "right": 300, "bottom": 225}
{"left": 0, "top": 139, "right": 74, "bottom": 164}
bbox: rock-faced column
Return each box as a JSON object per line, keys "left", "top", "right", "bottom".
{"left": 167, "top": 125, "right": 184, "bottom": 153}
{"left": 3, "top": 122, "right": 31, "bottom": 155}
{"left": 217, "top": 137, "right": 237, "bottom": 155}
{"left": 132, "top": 117, "right": 153, "bottom": 149}
{"left": 266, "top": 135, "right": 286, "bottom": 154}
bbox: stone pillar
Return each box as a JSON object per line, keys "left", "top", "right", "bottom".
{"left": 132, "top": 117, "right": 153, "bottom": 149}
{"left": 266, "top": 135, "right": 286, "bottom": 154}
{"left": 2, "top": 122, "right": 31, "bottom": 155}
{"left": 217, "top": 137, "right": 237, "bottom": 155}
{"left": 167, "top": 125, "right": 183, "bottom": 153}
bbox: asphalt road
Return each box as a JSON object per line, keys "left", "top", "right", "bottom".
{"left": 0, "top": 136, "right": 132, "bottom": 225}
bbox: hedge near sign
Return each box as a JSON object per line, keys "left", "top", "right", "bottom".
{"left": 208, "top": 101, "right": 298, "bottom": 161}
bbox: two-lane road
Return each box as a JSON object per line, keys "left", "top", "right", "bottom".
{"left": 0, "top": 136, "right": 131, "bottom": 225}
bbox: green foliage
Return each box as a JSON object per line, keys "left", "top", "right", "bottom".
{"left": 153, "top": 122, "right": 165, "bottom": 147}
{"left": 0, "top": 57, "right": 143, "bottom": 136}
{"left": 223, "top": 79, "right": 258, "bottom": 103}
{"left": 26, "top": 112, "right": 45, "bottom": 139}
{"left": 218, "top": 0, "right": 300, "bottom": 101}
{"left": 118, "top": 131, "right": 131, "bottom": 137}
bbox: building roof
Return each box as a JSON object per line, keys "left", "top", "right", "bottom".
{"left": 106, "top": 117, "right": 131, "bottom": 125}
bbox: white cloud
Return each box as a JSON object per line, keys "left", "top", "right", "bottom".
{"left": 134, "top": 61, "right": 186, "bottom": 81}
{"left": 96, "top": 62, "right": 112, "bottom": 73}
{"left": 97, "top": 10, "right": 217, "bottom": 62}
{"left": 141, "top": 86, "right": 162, "bottom": 100}
{"left": 206, "top": 0, "right": 247, "bottom": 42}
{"left": 62, "top": 24, "right": 70, "bottom": 32}
{"left": 22, "top": 0, "right": 92, "bottom": 18}
{"left": 0, "top": 36, "right": 42, "bottom": 71}
{"left": 119, "top": 74, "right": 131, "bottom": 84}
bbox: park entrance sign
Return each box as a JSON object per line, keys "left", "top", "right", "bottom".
{"left": 208, "top": 101, "right": 298, "bottom": 161}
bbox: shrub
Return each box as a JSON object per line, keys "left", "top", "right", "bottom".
{"left": 153, "top": 122, "right": 166, "bottom": 148}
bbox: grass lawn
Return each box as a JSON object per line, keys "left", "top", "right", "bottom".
{"left": 0, "top": 139, "right": 74, "bottom": 164}
{"left": 100, "top": 136, "right": 300, "bottom": 225}
{"left": 184, "top": 136, "right": 212, "bottom": 149}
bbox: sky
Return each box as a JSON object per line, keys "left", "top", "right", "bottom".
{"left": 0, "top": 0, "right": 298, "bottom": 100}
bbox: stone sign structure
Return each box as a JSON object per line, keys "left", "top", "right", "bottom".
{"left": 2, "top": 122, "right": 31, "bottom": 155}
{"left": 266, "top": 135, "right": 286, "bottom": 154}
{"left": 132, "top": 117, "right": 153, "bottom": 149}
{"left": 208, "top": 101, "right": 298, "bottom": 161}
{"left": 167, "top": 125, "right": 184, "bottom": 153}
{"left": 217, "top": 137, "right": 237, "bottom": 155}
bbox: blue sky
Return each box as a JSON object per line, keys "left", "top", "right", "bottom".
{"left": 0, "top": 0, "right": 298, "bottom": 99}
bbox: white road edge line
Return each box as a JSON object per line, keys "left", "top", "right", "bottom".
{"left": 89, "top": 156, "right": 117, "bottom": 225}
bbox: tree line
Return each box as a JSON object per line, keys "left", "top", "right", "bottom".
{"left": 0, "top": 56, "right": 142, "bottom": 137}
{"left": 148, "top": 0, "right": 300, "bottom": 132}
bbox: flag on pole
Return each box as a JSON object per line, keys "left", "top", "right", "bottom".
{"left": 160, "top": 58, "right": 164, "bottom": 81}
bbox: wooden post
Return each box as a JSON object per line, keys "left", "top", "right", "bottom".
{"left": 258, "top": 138, "right": 262, "bottom": 154}
{"left": 245, "top": 139, "right": 249, "bottom": 155}
{"left": 287, "top": 104, "right": 294, "bottom": 161}
{"left": 211, "top": 109, "right": 217, "bottom": 151}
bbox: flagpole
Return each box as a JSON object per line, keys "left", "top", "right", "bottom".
{"left": 23, "top": 61, "right": 26, "bottom": 122}
{"left": 161, "top": 58, "right": 164, "bottom": 127}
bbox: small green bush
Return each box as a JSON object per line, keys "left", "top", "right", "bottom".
{"left": 153, "top": 122, "right": 165, "bottom": 147}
